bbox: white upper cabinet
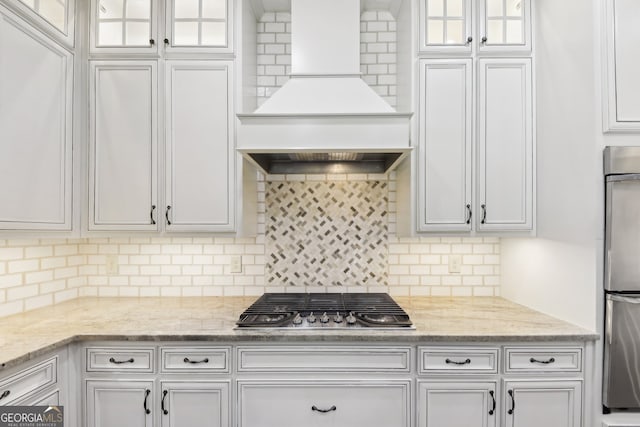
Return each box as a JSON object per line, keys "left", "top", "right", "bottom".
{"left": 164, "top": 60, "right": 235, "bottom": 232}
{"left": 90, "top": 0, "right": 232, "bottom": 53}
{"left": 0, "top": 6, "right": 73, "bottom": 230}
{"left": 477, "top": 58, "right": 533, "bottom": 231}
{"left": 418, "top": 59, "right": 473, "bottom": 232}
{"left": 604, "top": 0, "right": 640, "bottom": 132}
{"left": 419, "top": 0, "right": 473, "bottom": 54}
{"left": 4, "top": 0, "right": 75, "bottom": 46}
{"left": 89, "top": 61, "right": 159, "bottom": 231}
{"left": 419, "top": 0, "right": 531, "bottom": 54}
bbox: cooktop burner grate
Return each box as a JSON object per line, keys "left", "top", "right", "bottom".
{"left": 235, "top": 293, "right": 413, "bottom": 329}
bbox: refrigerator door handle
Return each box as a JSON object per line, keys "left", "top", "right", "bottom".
{"left": 608, "top": 294, "right": 640, "bottom": 304}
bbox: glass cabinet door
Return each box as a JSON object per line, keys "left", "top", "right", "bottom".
{"left": 479, "top": 0, "right": 531, "bottom": 52}
{"left": 420, "top": 0, "right": 472, "bottom": 53}
{"left": 166, "top": 0, "right": 229, "bottom": 50}
{"left": 91, "top": 0, "right": 156, "bottom": 52}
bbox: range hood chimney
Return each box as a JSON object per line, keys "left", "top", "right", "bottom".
{"left": 237, "top": 0, "right": 412, "bottom": 175}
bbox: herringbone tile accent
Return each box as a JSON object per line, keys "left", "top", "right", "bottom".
{"left": 266, "top": 181, "right": 389, "bottom": 287}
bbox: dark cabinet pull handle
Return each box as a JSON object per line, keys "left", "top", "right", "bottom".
{"left": 481, "top": 36, "right": 488, "bottom": 43}
{"left": 466, "top": 36, "right": 473, "bottom": 44}
{"left": 488, "top": 390, "right": 495, "bottom": 415}
{"left": 311, "top": 405, "right": 337, "bottom": 413}
{"left": 445, "top": 358, "right": 471, "bottom": 365}
{"left": 465, "top": 204, "right": 472, "bottom": 224}
{"left": 183, "top": 357, "right": 209, "bottom": 364}
{"left": 109, "top": 357, "right": 134, "bottom": 364}
{"left": 150, "top": 39, "right": 155, "bottom": 45}
{"left": 161, "top": 390, "right": 168, "bottom": 415}
{"left": 166, "top": 206, "right": 172, "bottom": 225}
{"left": 508, "top": 389, "right": 515, "bottom": 415}
{"left": 530, "top": 357, "right": 556, "bottom": 364}
{"left": 150, "top": 205, "right": 156, "bottom": 225}
{"left": 481, "top": 204, "right": 487, "bottom": 224}
{"left": 144, "top": 389, "right": 151, "bottom": 414}
{"left": 164, "top": 38, "right": 170, "bottom": 45}
{"left": 0, "top": 390, "right": 10, "bottom": 401}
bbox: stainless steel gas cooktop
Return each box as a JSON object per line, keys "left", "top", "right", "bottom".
{"left": 235, "top": 293, "right": 413, "bottom": 329}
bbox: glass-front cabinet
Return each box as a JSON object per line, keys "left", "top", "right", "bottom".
{"left": 419, "top": 0, "right": 531, "bottom": 53}
{"left": 90, "top": 0, "right": 231, "bottom": 53}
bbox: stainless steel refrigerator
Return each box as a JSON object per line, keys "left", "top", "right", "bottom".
{"left": 603, "top": 146, "right": 640, "bottom": 410}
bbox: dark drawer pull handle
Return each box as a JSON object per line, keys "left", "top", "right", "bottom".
{"left": 312, "top": 405, "right": 337, "bottom": 413}
{"left": 530, "top": 357, "right": 556, "bottom": 364}
{"left": 184, "top": 357, "right": 209, "bottom": 364}
{"left": 465, "top": 204, "right": 472, "bottom": 224}
{"left": 150, "top": 205, "right": 156, "bottom": 225}
{"left": 161, "top": 390, "right": 168, "bottom": 415}
{"left": 109, "top": 357, "right": 135, "bottom": 364}
{"left": 143, "top": 389, "right": 151, "bottom": 414}
{"left": 445, "top": 358, "right": 471, "bottom": 365}
{"left": 166, "top": 205, "right": 172, "bottom": 225}
{"left": 508, "top": 389, "right": 515, "bottom": 415}
{"left": 0, "top": 390, "right": 10, "bottom": 401}
{"left": 488, "top": 390, "right": 495, "bottom": 415}
{"left": 481, "top": 204, "right": 487, "bottom": 224}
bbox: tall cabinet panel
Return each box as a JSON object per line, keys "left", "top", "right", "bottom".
{"left": 477, "top": 58, "right": 533, "bottom": 231}
{"left": 164, "top": 61, "right": 234, "bottom": 231}
{"left": 418, "top": 59, "right": 473, "bottom": 232}
{"left": 89, "top": 61, "right": 158, "bottom": 231}
{"left": 0, "top": 8, "right": 73, "bottom": 230}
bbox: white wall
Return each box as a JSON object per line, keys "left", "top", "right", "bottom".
{"left": 500, "top": 0, "right": 600, "bottom": 331}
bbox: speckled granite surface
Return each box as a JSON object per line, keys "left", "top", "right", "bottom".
{"left": 0, "top": 296, "right": 597, "bottom": 371}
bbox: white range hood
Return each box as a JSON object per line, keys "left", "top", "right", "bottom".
{"left": 237, "top": 0, "right": 412, "bottom": 175}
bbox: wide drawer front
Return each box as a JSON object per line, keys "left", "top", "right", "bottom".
{"left": 86, "top": 347, "right": 155, "bottom": 372}
{"left": 0, "top": 357, "right": 57, "bottom": 406}
{"left": 504, "top": 347, "right": 583, "bottom": 373}
{"left": 419, "top": 347, "right": 499, "bottom": 374}
{"left": 238, "top": 381, "right": 410, "bottom": 427}
{"left": 161, "top": 347, "right": 230, "bottom": 373}
{"left": 237, "top": 346, "right": 411, "bottom": 372}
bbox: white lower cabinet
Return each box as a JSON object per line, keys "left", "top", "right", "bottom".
{"left": 160, "top": 381, "right": 229, "bottom": 427}
{"left": 502, "top": 380, "right": 582, "bottom": 427}
{"left": 86, "top": 380, "right": 154, "bottom": 427}
{"left": 417, "top": 381, "right": 497, "bottom": 427}
{"left": 238, "top": 380, "right": 411, "bottom": 427}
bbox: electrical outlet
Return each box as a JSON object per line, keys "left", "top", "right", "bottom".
{"left": 105, "top": 254, "right": 119, "bottom": 275}
{"left": 448, "top": 255, "right": 462, "bottom": 273}
{"left": 230, "top": 256, "right": 242, "bottom": 274}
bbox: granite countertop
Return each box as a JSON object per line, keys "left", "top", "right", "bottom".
{"left": 0, "top": 296, "right": 598, "bottom": 371}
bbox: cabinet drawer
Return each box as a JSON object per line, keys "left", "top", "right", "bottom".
{"left": 0, "top": 357, "right": 57, "bottom": 406}
{"left": 419, "top": 347, "right": 499, "bottom": 374}
{"left": 504, "top": 347, "right": 582, "bottom": 373}
{"left": 161, "top": 347, "right": 230, "bottom": 373}
{"left": 86, "top": 347, "right": 155, "bottom": 373}
{"left": 238, "top": 381, "right": 410, "bottom": 427}
{"left": 237, "top": 346, "right": 411, "bottom": 373}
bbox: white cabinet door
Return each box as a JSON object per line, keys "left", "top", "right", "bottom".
{"left": 164, "top": 0, "right": 232, "bottom": 52}
{"left": 0, "top": 7, "right": 73, "bottom": 230}
{"left": 86, "top": 380, "right": 154, "bottom": 427}
{"left": 89, "top": 0, "right": 157, "bottom": 53}
{"left": 160, "top": 381, "right": 229, "bottom": 427}
{"left": 477, "top": 58, "right": 533, "bottom": 231}
{"left": 419, "top": 0, "right": 472, "bottom": 53}
{"left": 238, "top": 381, "right": 411, "bottom": 427}
{"left": 478, "top": 0, "right": 531, "bottom": 53}
{"left": 418, "top": 381, "right": 497, "bottom": 427}
{"left": 604, "top": 0, "right": 640, "bottom": 131}
{"left": 164, "top": 61, "right": 234, "bottom": 232}
{"left": 503, "top": 380, "right": 582, "bottom": 427}
{"left": 418, "top": 59, "right": 473, "bottom": 232}
{"left": 89, "top": 61, "right": 158, "bottom": 231}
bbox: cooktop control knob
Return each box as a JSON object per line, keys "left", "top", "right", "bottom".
{"left": 320, "top": 312, "right": 330, "bottom": 323}
{"left": 307, "top": 312, "right": 317, "bottom": 323}
{"left": 334, "top": 312, "right": 343, "bottom": 323}
{"left": 292, "top": 314, "right": 303, "bottom": 325}
{"left": 346, "top": 311, "right": 357, "bottom": 325}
